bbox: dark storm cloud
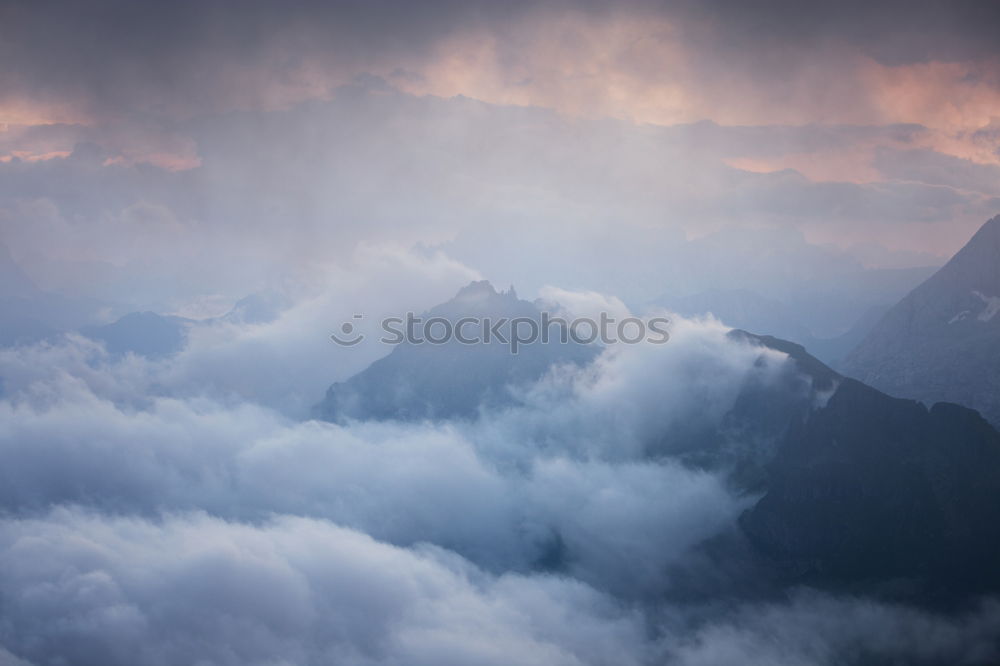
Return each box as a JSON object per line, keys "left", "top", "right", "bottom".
{"left": 660, "top": 0, "right": 1000, "bottom": 65}
{"left": 3, "top": 0, "right": 998, "bottom": 121}
{"left": 0, "top": 0, "right": 534, "bottom": 119}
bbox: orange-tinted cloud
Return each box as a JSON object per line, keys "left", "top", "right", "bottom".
{"left": 378, "top": 11, "right": 999, "bottom": 178}
{"left": 3, "top": 5, "right": 999, "bottom": 179}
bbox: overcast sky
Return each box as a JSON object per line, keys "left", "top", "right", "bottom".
{"left": 1, "top": 0, "right": 998, "bottom": 311}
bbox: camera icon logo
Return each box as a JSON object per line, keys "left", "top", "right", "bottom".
{"left": 330, "top": 314, "right": 365, "bottom": 346}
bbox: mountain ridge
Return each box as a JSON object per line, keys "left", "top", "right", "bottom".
{"left": 314, "top": 281, "right": 598, "bottom": 422}
{"left": 738, "top": 332, "right": 1000, "bottom": 601}
{"left": 843, "top": 214, "right": 1000, "bottom": 427}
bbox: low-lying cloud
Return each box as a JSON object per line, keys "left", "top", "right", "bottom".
{"left": 1, "top": 287, "right": 998, "bottom": 664}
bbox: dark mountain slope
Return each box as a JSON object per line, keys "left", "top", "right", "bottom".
{"left": 844, "top": 215, "right": 1000, "bottom": 427}
{"left": 742, "top": 377, "right": 1000, "bottom": 597}
{"left": 314, "top": 281, "right": 598, "bottom": 422}
{"left": 674, "top": 330, "right": 842, "bottom": 489}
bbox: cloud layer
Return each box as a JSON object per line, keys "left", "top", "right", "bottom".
{"left": 2, "top": 274, "right": 1000, "bottom": 663}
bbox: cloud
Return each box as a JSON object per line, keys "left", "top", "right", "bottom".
{"left": 3, "top": 0, "right": 999, "bottom": 186}
{"left": 0, "top": 242, "right": 480, "bottom": 415}
{"left": 154, "top": 244, "right": 481, "bottom": 416}
{"left": 3, "top": 1, "right": 998, "bottom": 125}
{"left": 0, "top": 508, "right": 652, "bottom": 666}
{"left": 535, "top": 286, "right": 632, "bottom": 321}
{"left": 0, "top": 315, "right": 769, "bottom": 592}
{"left": 1, "top": 513, "right": 998, "bottom": 666}
{"left": 873, "top": 147, "right": 1000, "bottom": 196}
{"left": 2, "top": 88, "right": 972, "bottom": 317}
{"left": 2, "top": 282, "right": 999, "bottom": 663}
{"left": 0, "top": 314, "right": 773, "bottom": 664}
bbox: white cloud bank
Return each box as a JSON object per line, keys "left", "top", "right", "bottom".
{"left": 0, "top": 291, "right": 997, "bottom": 665}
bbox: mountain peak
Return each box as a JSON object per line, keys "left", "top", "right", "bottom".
{"left": 844, "top": 214, "right": 1000, "bottom": 427}
{"left": 452, "top": 280, "right": 520, "bottom": 304}
{"left": 963, "top": 213, "right": 1000, "bottom": 259}
{"left": 453, "top": 280, "right": 499, "bottom": 301}
{"left": 979, "top": 213, "right": 1000, "bottom": 235}
{"left": 963, "top": 212, "right": 1000, "bottom": 250}
{"left": 315, "top": 280, "right": 595, "bottom": 423}
{"left": 927, "top": 213, "right": 1000, "bottom": 297}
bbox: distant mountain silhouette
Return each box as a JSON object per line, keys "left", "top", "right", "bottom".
{"left": 81, "top": 311, "right": 193, "bottom": 358}
{"left": 76, "top": 292, "right": 289, "bottom": 358}
{"left": 314, "top": 281, "right": 598, "bottom": 422}
{"left": 844, "top": 215, "right": 1000, "bottom": 427}
{"left": 652, "top": 289, "right": 895, "bottom": 367}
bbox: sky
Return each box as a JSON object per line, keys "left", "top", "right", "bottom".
{"left": 3, "top": 3, "right": 1000, "bottom": 664}
{"left": 1, "top": 0, "right": 998, "bottom": 319}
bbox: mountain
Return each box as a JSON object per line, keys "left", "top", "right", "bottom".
{"left": 74, "top": 291, "right": 288, "bottom": 359}
{"left": 312, "top": 279, "right": 1000, "bottom": 598}
{"left": 80, "top": 311, "right": 193, "bottom": 358}
{"left": 843, "top": 215, "right": 1000, "bottom": 427}
{"left": 314, "top": 281, "right": 599, "bottom": 422}
{"left": 726, "top": 332, "right": 1000, "bottom": 599}
{"left": 741, "top": 377, "right": 1000, "bottom": 598}
{"left": 673, "top": 330, "right": 840, "bottom": 490}
{"left": 806, "top": 303, "right": 890, "bottom": 370}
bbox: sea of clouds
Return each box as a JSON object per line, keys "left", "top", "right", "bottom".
{"left": 1, "top": 252, "right": 998, "bottom": 665}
